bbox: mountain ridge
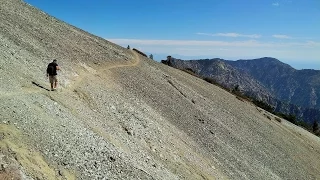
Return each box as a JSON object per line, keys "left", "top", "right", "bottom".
{"left": 169, "top": 57, "right": 320, "bottom": 123}
{"left": 224, "top": 57, "right": 320, "bottom": 108}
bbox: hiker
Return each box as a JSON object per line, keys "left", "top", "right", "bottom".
{"left": 46, "top": 59, "right": 60, "bottom": 91}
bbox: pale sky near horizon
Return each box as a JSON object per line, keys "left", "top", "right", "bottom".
{"left": 25, "top": 0, "right": 320, "bottom": 69}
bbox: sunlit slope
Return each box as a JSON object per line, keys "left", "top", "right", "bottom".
{"left": 112, "top": 55, "right": 320, "bottom": 179}
{"left": 0, "top": 0, "right": 132, "bottom": 94}
{"left": 0, "top": 0, "right": 220, "bottom": 179}
{"left": 0, "top": 0, "right": 320, "bottom": 180}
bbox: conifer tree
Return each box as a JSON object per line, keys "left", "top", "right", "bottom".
{"left": 313, "top": 120, "right": 319, "bottom": 133}
{"left": 149, "top": 54, "right": 153, "bottom": 60}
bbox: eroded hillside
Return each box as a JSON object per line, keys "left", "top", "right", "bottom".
{"left": 1, "top": 0, "right": 320, "bottom": 179}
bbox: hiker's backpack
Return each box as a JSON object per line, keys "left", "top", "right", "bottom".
{"left": 47, "top": 64, "right": 55, "bottom": 75}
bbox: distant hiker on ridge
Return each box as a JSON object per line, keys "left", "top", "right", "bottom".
{"left": 46, "top": 59, "right": 60, "bottom": 91}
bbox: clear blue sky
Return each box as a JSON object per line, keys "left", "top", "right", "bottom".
{"left": 25, "top": 0, "right": 320, "bottom": 69}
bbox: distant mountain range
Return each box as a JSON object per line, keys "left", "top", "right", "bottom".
{"left": 169, "top": 57, "right": 320, "bottom": 123}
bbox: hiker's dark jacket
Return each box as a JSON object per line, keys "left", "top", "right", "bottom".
{"left": 47, "top": 62, "right": 58, "bottom": 76}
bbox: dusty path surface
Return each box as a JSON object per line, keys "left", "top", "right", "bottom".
{"left": 0, "top": 51, "right": 149, "bottom": 180}
{"left": 68, "top": 50, "right": 141, "bottom": 92}
{"left": 0, "top": 50, "right": 140, "bottom": 99}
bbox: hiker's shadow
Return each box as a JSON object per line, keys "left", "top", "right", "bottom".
{"left": 32, "top": 81, "right": 50, "bottom": 91}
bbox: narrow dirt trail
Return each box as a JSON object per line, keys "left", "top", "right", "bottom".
{"left": 0, "top": 51, "right": 141, "bottom": 98}
{"left": 106, "top": 50, "right": 140, "bottom": 69}
{"left": 68, "top": 50, "right": 140, "bottom": 91}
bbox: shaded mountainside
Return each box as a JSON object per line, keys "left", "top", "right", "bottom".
{"left": 171, "top": 58, "right": 274, "bottom": 101}
{"left": 226, "top": 58, "right": 320, "bottom": 109}
{"left": 1, "top": 0, "right": 320, "bottom": 179}
{"left": 170, "top": 58, "right": 320, "bottom": 123}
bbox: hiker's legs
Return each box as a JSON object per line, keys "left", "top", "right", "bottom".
{"left": 49, "top": 76, "right": 54, "bottom": 90}
{"left": 54, "top": 78, "right": 58, "bottom": 89}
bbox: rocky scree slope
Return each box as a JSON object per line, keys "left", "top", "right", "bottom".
{"left": 1, "top": 0, "right": 320, "bottom": 179}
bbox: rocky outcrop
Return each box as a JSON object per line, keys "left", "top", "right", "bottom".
{"left": 132, "top": 48, "right": 147, "bottom": 57}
